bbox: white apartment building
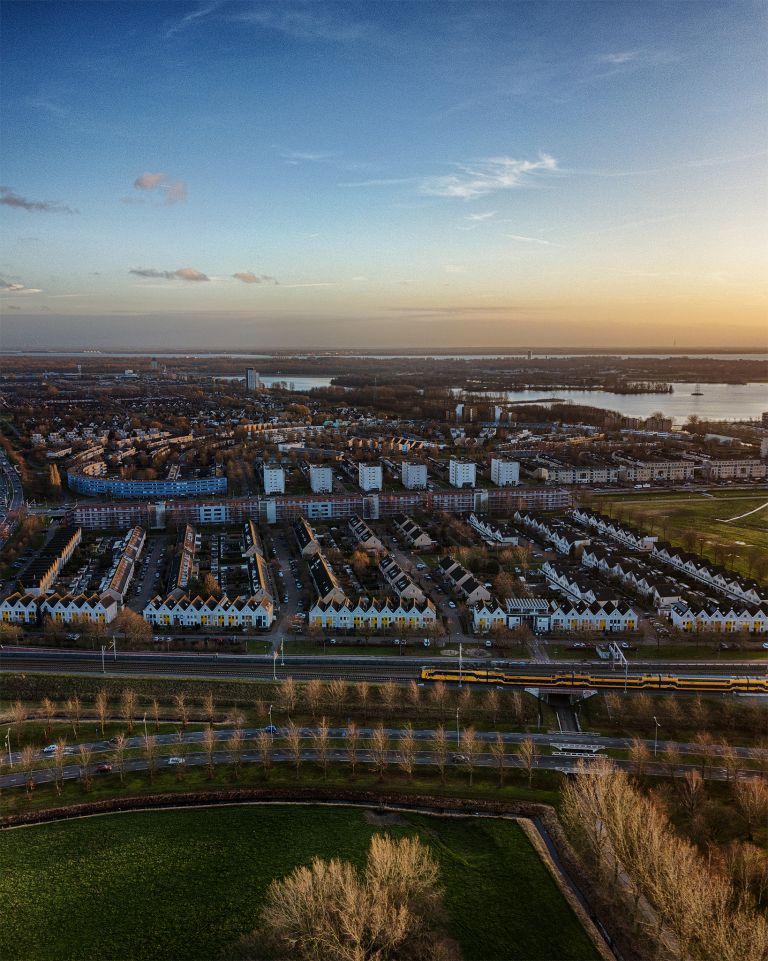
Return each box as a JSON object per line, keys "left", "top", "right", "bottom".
{"left": 246, "top": 368, "right": 260, "bottom": 391}
{"left": 358, "top": 462, "right": 383, "bottom": 491}
{"left": 262, "top": 464, "right": 286, "bottom": 494}
{"left": 617, "top": 460, "right": 696, "bottom": 483}
{"left": 490, "top": 458, "right": 519, "bottom": 487}
{"left": 401, "top": 461, "right": 428, "bottom": 490}
{"left": 449, "top": 459, "right": 476, "bottom": 488}
{"left": 702, "top": 459, "right": 766, "bottom": 480}
{"left": 309, "top": 465, "right": 334, "bottom": 493}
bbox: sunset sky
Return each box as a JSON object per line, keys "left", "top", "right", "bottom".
{"left": 1, "top": 1, "right": 766, "bottom": 350}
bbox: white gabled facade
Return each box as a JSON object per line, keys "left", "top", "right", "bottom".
{"left": 0, "top": 592, "right": 41, "bottom": 623}
{"left": 309, "top": 596, "right": 437, "bottom": 632}
{"left": 41, "top": 592, "right": 119, "bottom": 625}
{"left": 667, "top": 602, "right": 768, "bottom": 634}
{"left": 143, "top": 593, "right": 274, "bottom": 629}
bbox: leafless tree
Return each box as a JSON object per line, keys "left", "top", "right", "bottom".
{"left": 40, "top": 697, "right": 56, "bottom": 739}
{"left": 490, "top": 734, "right": 506, "bottom": 787}
{"left": 518, "top": 737, "right": 538, "bottom": 788}
{"left": 484, "top": 688, "right": 500, "bottom": 726}
{"left": 379, "top": 680, "right": 398, "bottom": 716}
{"left": 678, "top": 768, "right": 706, "bottom": 818}
{"left": 398, "top": 723, "right": 417, "bottom": 782}
{"left": 172, "top": 729, "right": 186, "bottom": 781}
{"left": 345, "top": 721, "right": 360, "bottom": 779}
{"left": 278, "top": 677, "right": 297, "bottom": 715}
{"left": 629, "top": 738, "right": 650, "bottom": 781}
{"left": 120, "top": 688, "right": 138, "bottom": 734}
{"left": 150, "top": 697, "right": 161, "bottom": 733}
{"left": 432, "top": 725, "right": 448, "bottom": 784}
{"left": 78, "top": 743, "right": 93, "bottom": 792}
{"left": 695, "top": 731, "right": 716, "bottom": 778}
{"left": 313, "top": 716, "right": 330, "bottom": 779}
{"left": 661, "top": 744, "right": 681, "bottom": 780}
{"left": 65, "top": 695, "right": 82, "bottom": 738}
{"left": 459, "top": 727, "right": 480, "bottom": 786}
{"left": 94, "top": 689, "right": 109, "bottom": 737}
{"left": 52, "top": 739, "right": 67, "bottom": 795}
{"left": 406, "top": 680, "right": 421, "bottom": 715}
{"left": 327, "top": 678, "right": 348, "bottom": 711}
{"left": 429, "top": 681, "right": 447, "bottom": 719}
{"left": 370, "top": 724, "right": 390, "bottom": 782}
{"left": 202, "top": 726, "right": 216, "bottom": 779}
{"left": 113, "top": 733, "right": 127, "bottom": 784}
{"left": 143, "top": 734, "right": 158, "bottom": 782}
{"left": 355, "top": 681, "right": 370, "bottom": 718}
{"left": 733, "top": 777, "right": 768, "bottom": 841}
{"left": 227, "top": 729, "right": 245, "bottom": 780}
{"left": 256, "top": 729, "right": 273, "bottom": 780}
{"left": 202, "top": 691, "right": 216, "bottom": 726}
{"left": 20, "top": 744, "right": 36, "bottom": 796}
{"left": 174, "top": 692, "right": 189, "bottom": 730}
{"left": 305, "top": 678, "right": 323, "bottom": 719}
{"left": 285, "top": 721, "right": 302, "bottom": 780}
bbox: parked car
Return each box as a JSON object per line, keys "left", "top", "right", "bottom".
{"left": 263, "top": 725, "right": 279, "bottom": 734}
{"left": 167, "top": 756, "right": 186, "bottom": 766}
{"left": 42, "top": 744, "right": 58, "bottom": 754}
{"left": 95, "top": 763, "right": 113, "bottom": 774}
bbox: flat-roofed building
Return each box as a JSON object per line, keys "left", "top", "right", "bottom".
{"left": 309, "top": 465, "right": 333, "bottom": 493}
{"left": 401, "top": 461, "right": 428, "bottom": 490}
{"left": 358, "top": 462, "right": 383, "bottom": 491}
{"left": 449, "top": 459, "right": 476, "bottom": 488}
{"left": 490, "top": 458, "right": 519, "bottom": 487}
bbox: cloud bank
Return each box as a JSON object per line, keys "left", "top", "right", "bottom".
{"left": 0, "top": 186, "right": 76, "bottom": 214}
{"left": 129, "top": 267, "right": 209, "bottom": 281}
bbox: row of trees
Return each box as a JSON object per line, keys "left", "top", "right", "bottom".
{"left": 562, "top": 760, "right": 768, "bottom": 961}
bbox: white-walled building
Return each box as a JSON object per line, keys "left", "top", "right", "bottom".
{"left": 246, "top": 368, "right": 260, "bottom": 391}
{"left": 490, "top": 458, "right": 519, "bottom": 487}
{"left": 144, "top": 593, "right": 274, "bottom": 629}
{"left": 401, "top": 461, "right": 428, "bottom": 490}
{"left": 309, "top": 465, "right": 334, "bottom": 493}
{"left": 449, "top": 459, "right": 476, "bottom": 488}
{"left": 309, "top": 596, "right": 437, "bottom": 632}
{"left": 262, "top": 464, "right": 286, "bottom": 494}
{"left": 358, "top": 462, "right": 383, "bottom": 491}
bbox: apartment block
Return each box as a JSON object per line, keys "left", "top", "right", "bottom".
{"left": 358, "top": 462, "right": 383, "bottom": 491}
{"left": 448, "top": 459, "right": 476, "bottom": 488}
{"left": 309, "top": 465, "right": 334, "bottom": 493}
{"left": 490, "top": 458, "right": 519, "bottom": 487}
{"left": 401, "top": 461, "right": 428, "bottom": 490}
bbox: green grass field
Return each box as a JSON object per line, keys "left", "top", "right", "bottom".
{"left": 595, "top": 490, "right": 768, "bottom": 581}
{"left": 0, "top": 805, "right": 599, "bottom": 961}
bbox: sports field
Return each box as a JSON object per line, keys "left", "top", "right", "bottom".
{"left": 595, "top": 490, "right": 768, "bottom": 581}
{"left": 0, "top": 804, "right": 599, "bottom": 961}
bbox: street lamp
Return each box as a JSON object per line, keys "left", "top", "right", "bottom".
{"left": 101, "top": 645, "right": 106, "bottom": 674}
{"left": 4, "top": 728, "right": 11, "bottom": 767}
{"left": 653, "top": 716, "right": 660, "bottom": 758}
{"left": 455, "top": 707, "right": 460, "bottom": 748}
{"left": 458, "top": 641, "right": 463, "bottom": 688}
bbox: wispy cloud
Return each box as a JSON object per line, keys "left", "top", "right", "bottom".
{"left": 504, "top": 233, "right": 559, "bottom": 246}
{"left": 231, "top": 7, "right": 372, "bottom": 43}
{"left": 233, "top": 272, "right": 278, "bottom": 284}
{"left": 0, "top": 186, "right": 76, "bottom": 214}
{"left": 420, "top": 154, "right": 558, "bottom": 199}
{"left": 281, "top": 149, "right": 337, "bottom": 165}
{"left": 129, "top": 267, "right": 209, "bottom": 282}
{"left": 339, "top": 177, "right": 416, "bottom": 188}
{"left": 596, "top": 51, "right": 640, "bottom": 65}
{"left": 166, "top": 2, "right": 224, "bottom": 39}
{"left": 132, "top": 172, "right": 187, "bottom": 204}
{"left": 465, "top": 211, "right": 497, "bottom": 222}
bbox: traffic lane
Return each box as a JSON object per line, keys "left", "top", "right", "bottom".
{"left": 1, "top": 750, "right": 756, "bottom": 790}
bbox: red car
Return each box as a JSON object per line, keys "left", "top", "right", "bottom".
{"left": 95, "top": 763, "right": 113, "bottom": 774}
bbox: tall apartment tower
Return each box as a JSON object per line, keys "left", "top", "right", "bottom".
{"left": 491, "top": 458, "right": 520, "bottom": 487}
{"left": 449, "top": 459, "right": 476, "bottom": 488}
{"left": 401, "top": 462, "right": 428, "bottom": 490}
{"left": 309, "top": 465, "right": 334, "bottom": 493}
{"left": 246, "top": 368, "right": 260, "bottom": 391}
{"left": 358, "top": 462, "right": 383, "bottom": 491}
{"left": 262, "top": 465, "right": 285, "bottom": 494}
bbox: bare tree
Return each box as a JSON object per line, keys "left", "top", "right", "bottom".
{"left": 143, "top": 734, "right": 158, "bottom": 782}
{"left": 52, "top": 739, "right": 67, "bottom": 795}
{"left": 65, "top": 695, "right": 82, "bottom": 738}
{"left": 278, "top": 677, "right": 297, "bottom": 716}
{"left": 202, "top": 726, "right": 217, "bottom": 779}
{"left": 174, "top": 692, "right": 189, "bottom": 730}
{"left": 406, "top": 680, "right": 421, "bottom": 715}
{"left": 7, "top": 699, "right": 27, "bottom": 731}
{"left": 484, "top": 688, "right": 500, "bottom": 726}
{"left": 660, "top": 744, "right": 681, "bottom": 780}
{"left": 227, "top": 729, "right": 244, "bottom": 780}
{"left": 370, "top": 724, "right": 390, "bottom": 782}
{"left": 629, "top": 738, "right": 650, "bottom": 781}
{"left": 327, "top": 678, "right": 348, "bottom": 712}
{"left": 460, "top": 727, "right": 480, "bottom": 786}
{"left": 172, "top": 729, "right": 186, "bottom": 781}
{"left": 429, "top": 681, "right": 447, "bottom": 719}
{"left": 202, "top": 691, "right": 216, "bottom": 727}
{"left": 313, "top": 716, "right": 330, "bottom": 780}
{"left": 151, "top": 697, "right": 161, "bottom": 733}
{"left": 346, "top": 721, "right": 360, "bottom": 779}
{"left": 256, "top": 729, "right": 273, "bottom": 780}
{"left": 432, "top": 725, "right": 448, "bottom": 784}
{"left": 120, "top": 688, "right": 138, "bottom": 734}
{"left": 40, "top": 697, "right": 56, "bottom": 740}
{"left": 304, "top": 678, "right": 323, "bottom": 719}
{"left": 734, "top": 777, "right": 768, "bottom": 841}
{"left": 678, "top": 768, "right": 706, "bottom": 818}
{"left": 20, "top": 744, "right": 36, "bottom": 796}
{"left": 398, "top": 723, "right": 417, "bottom": 782}
{"left": 695, "top": 731, "right": 716, "bottom": 778}
{"left": 518, "top": 737, "right": 538, "bottom": 788}
{"left": 490, "top": 734, "right": 506, "bottom": 787}
{"left": 379, "top": 680, "right": 398, "bottom": 716}
{"left": 113, "top": 733, "right": 127, "bottom": 784}
{"left": 78, "top": 743, "right": 93, "bottom": 792}
{"left": 285, "top": 721, "right": 302, "bottom": 780}
{"left": 355, "top": 681, "right": 370, "bottom": 718}
{"left": 94, "top": 688, "right": 109, "bottom": 738}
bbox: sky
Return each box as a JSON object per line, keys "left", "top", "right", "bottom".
{"left": 1, "top": 0, "right": 767, "bottom": 350}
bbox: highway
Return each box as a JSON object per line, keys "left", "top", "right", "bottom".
{"left": 2, "top": 646, "right": 768, "bottom": 687}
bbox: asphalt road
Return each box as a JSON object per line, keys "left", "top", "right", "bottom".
{"left": 3, "top": 646, "right": 767, "bottom": 683}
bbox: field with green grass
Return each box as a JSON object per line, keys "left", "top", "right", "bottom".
{"left": 0, "top": 804, "right": 599, "bottom": 961}
{"left": 595, "top": 490, "right": 768, "bottom": 581}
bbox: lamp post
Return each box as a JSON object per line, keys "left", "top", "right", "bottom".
{"left": 101, "top": 645, "right": 106, "bottom": 674}
{"left": 4, "top": 728, "right": 11, "bottom": 767}
{"left": 458, "top": 641, "right": 463, "bottom": 688}
{"left": 272, "top": 649, "right": 278, "bottom": 681}
{"left": 653, "top": 715, "right": 660, "bottom": 758}
{"left": 455, "top": 707, "right": 460, "bottom": 748}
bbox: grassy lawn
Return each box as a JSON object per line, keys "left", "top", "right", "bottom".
{"left": 0, "top": 803, "right": 599, "bottom": 961}
{"left": 595, "top": 491, "right": 768, "bottom": 581}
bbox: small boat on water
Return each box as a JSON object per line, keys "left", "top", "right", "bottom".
{"left": 691, "top": 384, "right": 703, "bottom": 395}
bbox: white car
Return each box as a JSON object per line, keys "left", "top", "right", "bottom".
{"left": 448, "top": 601, "right": 456, "bottom": 609}
{"left": 42, "top": 744, "right": 58, "bottom": 754}
{"left": 167, "top": 756, "right": 186, "bottom": 765}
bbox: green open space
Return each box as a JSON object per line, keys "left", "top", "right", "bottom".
{"left": 0, "top": 802, "right": 598, "bottom": 961}
{"left": 595, "top": 490, "right": 768, "bottom": 581}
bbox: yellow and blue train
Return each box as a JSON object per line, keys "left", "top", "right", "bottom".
{"left": 419, "top": 667, "right": 768, "bottom": 695}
